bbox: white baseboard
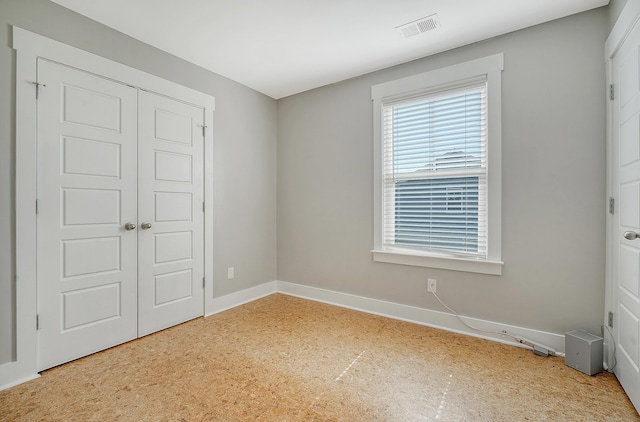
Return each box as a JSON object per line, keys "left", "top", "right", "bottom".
{"left": 0, "top": 373, "right": 40, "bottom": 392}
{"left": 205, "top": 281, "right": 277, "bottom": 317}
{"left": 206, "top": 280, "right": 565, "bottom": 353}
{"left": 2, "top": 279, "right": 565, "bottom": 391}
{"left": 275, "top": 280, "right": 566, "bottom": 354}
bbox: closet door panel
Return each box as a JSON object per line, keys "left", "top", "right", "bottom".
{"left": 36, "top": 60, "right": 138, "bottom": 370}
{"left": 137, "top": 91, "right": 204, "bottom": 337}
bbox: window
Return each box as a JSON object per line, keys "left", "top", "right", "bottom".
{"left": 372, "top": 54, "right": 503, "bottom": 275}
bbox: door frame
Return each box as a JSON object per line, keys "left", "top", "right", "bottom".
{"left": 4, "top": 26, "right": 215, "bottom": 388}
{"left": 605, "top": 0, "right": 640, "bottom": 381}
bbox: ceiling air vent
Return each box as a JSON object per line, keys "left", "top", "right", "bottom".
{"left": 397, "top": 14, "right": 440, "bottom": 39}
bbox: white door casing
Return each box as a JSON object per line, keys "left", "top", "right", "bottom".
{"left": 8, "top": 27, "right": 214, "bottom": 390}
{"left": 137, "top": 91, "right": 204, "bottom": 337}
{"left": 36, "top": 59, "right": 138, "bottom": 370}
{"left": 609, "top": 7, "right": 640, "bottom": 413}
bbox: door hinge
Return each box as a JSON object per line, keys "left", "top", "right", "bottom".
{"left": 198, "top": 124, "right": 207, "bottom": 137}
{"left": 202, "top": 202, "right": 205, "bottom": 213}
{"left": 36, "top": 314, "right": 40, "bottom": 330}
{"left": 609, "top": 84, "right": 615, "bottom": 101}
{"left": 202, "top": 277, "right": 205, "bottom": 288}
{"left": 31, "top": 81, "right": 46, "bottom": 100}
{"left": 608, "top": 311, "right": 614, "bottom": 328}
{"left": 35, "top": 199, "right": 39, "bottom": 215}
{"left": 609, "top": 197, "right": 615, "bottom": 215}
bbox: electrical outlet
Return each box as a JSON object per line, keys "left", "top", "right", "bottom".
{"left": 227, "top": 267, "right": 235, "bottom": 280}
{"left": 427, "top": 278, "right": 437, "bottom": 293}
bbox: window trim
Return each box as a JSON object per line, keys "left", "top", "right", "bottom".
{"left": 371, "top": 54, "right": 504, "bottom": 275}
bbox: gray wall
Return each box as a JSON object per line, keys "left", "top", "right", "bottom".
{"left": 0, "top": 0, "right": 277, "bottom": 365}
{"left": 277, "top": 8, "right": 607, "bottom": 336}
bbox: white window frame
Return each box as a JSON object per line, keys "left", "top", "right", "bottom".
{"left": 371, "top": 54, "right": 504, "bottom": 275}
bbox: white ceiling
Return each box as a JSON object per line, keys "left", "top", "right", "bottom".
{"left": 50, "top": 0, "right": 608, "bottom": 99}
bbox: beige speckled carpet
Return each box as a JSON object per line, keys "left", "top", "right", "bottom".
{"left": 1, "top": 294, "right": 638, "bottom": 421}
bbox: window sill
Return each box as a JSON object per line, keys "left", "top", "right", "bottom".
{"left": 372, "top": 250, "right": 503, "bottom": 275}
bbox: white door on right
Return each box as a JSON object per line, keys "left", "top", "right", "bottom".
{"left": 612, "top": 14, "right": 640, "bottom": 412}
{"left": 137, "top": 91, "right": 205, "bottom": 337}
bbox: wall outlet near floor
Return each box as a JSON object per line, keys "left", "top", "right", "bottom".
{"left": 427, "top": 278, "right": 437, "bottom": 293}
{"left": 227, "top": 267, "right": 235, "bottom": 280}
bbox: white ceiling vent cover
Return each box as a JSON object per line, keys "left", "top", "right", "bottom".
{"left": 397, "top": 14, "right": 441, "bottom": 39}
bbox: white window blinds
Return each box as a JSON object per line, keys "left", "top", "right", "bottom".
{"left": 382, "top": 82, "right": 488, "bottom": 258}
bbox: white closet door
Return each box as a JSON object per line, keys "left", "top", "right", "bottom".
{"left": 612, "top": 15, "right": 640, "bottom": 412}
{"left": 137, "top": 91, "right": 204, "bottom": 337}
{"left": 36, "top": 60, "right": 138, "bottom": 370}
